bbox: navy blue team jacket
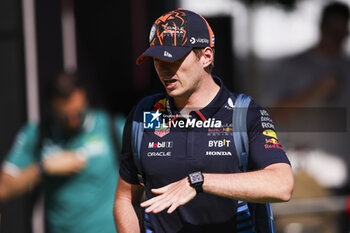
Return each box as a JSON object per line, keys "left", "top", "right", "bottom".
{"left": 119, "top": 77, "right": 290, "bottom": 233}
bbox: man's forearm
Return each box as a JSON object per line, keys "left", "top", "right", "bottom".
{"left": 0, "top": 164, "right": 42, "bottom": 201}
{"left": 114, "top": 198, "right": 142, "bottom": 233}
{"left": 114, "top": 177, "right": 144, "bottom": 233}
{"left": 140, "top": 163, "right": 294, "bottom": 215}
{"left": 203, "top": 163, "right": 293, "bottom": 203}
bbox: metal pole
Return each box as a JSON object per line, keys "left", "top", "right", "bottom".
{"left": 22, "top": 0, "right": 40, "bottom": 122}
{"left": 61, "top": 0, "right": 77, "bottom": 72}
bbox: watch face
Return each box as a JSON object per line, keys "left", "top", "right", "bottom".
{"left": 190, "top": 172, "right": 203, "bottom": 184}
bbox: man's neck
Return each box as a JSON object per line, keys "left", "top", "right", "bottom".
{"left": 314, "top": 40, "right": 342, "bottom": 59}
{"left": 174, "top": 75, "right": 220, "bottom": 117}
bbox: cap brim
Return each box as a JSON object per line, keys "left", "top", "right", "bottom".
{"left": 136, "top": 46, "right": 192, "bottom": 65}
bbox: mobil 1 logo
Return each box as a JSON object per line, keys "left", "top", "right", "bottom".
{"left": 148, "top": 141, "right": 173, "bottom": 149}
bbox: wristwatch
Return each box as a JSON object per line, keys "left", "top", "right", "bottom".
{"left": 188, "top": 171, "right": 204, "bottom": 194}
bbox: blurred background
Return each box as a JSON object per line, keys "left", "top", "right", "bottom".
{"left": 0, "top": 0, "right": 350, "bottom": 232}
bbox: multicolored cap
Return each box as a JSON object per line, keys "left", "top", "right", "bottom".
{"left": 136, "top": 8, "right": 215, "bottom": 64}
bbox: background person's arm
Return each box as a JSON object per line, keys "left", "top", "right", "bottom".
{"left": 0, "top": 151, "right": 87, "bottom": 202}
{"left": 114, "top": 177, "right": 144, "bottom": 233}
{"left": 42, "top": 150, "right": 87, "bottom": 176}
{"left": 0, "top": 165, "right": 42, "bottom": 201}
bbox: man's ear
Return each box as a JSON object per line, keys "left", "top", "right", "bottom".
{"left": 201, "top": 47, "right": 214, "bottom": 69}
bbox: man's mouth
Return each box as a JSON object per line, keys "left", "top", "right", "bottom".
{"left": 163, "top": 79, "right": 177, "bottom": 89}
{"left": 164, "top": 79, "right": 176, "bottom": 85}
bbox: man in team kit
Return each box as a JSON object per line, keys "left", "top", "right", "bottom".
{"left": 114, "top": 8, "right": 293, "bottom": 233}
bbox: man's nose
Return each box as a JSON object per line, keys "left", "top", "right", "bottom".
{"left": 155, "top": 61, "right": 173, "bottom": 72}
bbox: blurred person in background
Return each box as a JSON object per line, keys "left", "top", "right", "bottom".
{"left": 264, "top": 1, "right": 350, "bottom": 108}
{"left": 262, "top": 1, "right": 350, "bottom": 191}
{"left": 0, "top": 71, "right": 125, "bottom": 233}
{"left": 262, "top": 2, "right": 350, "bottom": 232}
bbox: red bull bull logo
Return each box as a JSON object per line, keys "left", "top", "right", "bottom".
{"left": 265, "top": 138, "right": 279, "bottom": 145}
{"left": 153, "top": 98, "right": 166, "bottom": 111}
{"left": 264, "top": 137, "right": 283, "bottom": 150}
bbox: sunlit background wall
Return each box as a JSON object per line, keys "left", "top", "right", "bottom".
{"left": 181, "top": 0, "right": 350, "bottom": 59}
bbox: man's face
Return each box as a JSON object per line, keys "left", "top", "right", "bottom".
{"left": 51, "top": 89, "right": 87, "bottom": 134}
{"left": 322, "top": 16, "right": 349, "bottom": 52}
{"left": 154, "top": 50, "right": 204, "bottom": 99}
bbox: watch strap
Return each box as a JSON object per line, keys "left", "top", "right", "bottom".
{"left": 193, "top": 183, "right": 203, "bottom": 193}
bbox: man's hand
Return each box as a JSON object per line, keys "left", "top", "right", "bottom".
{"left": 43, "top": 151, "right": 87, "bottom": 176}
{"left": 140, "top": 177, "right": 196, "bottom": 214}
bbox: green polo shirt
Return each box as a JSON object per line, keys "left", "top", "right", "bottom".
{"left": 4, "top": 110, "right": 125, "bottom": 233}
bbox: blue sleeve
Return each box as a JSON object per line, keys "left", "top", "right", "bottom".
{"left": 247, "top": 102, "right": 290, "bottom": 170}
{"left": 4, "top": 122, "right": 40, "bottom": 169}
{"left": 118, "top": 108, "right": 140, "bottom": 184}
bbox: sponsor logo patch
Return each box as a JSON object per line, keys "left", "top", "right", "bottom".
{"left": 208, "top": 139, "right": 231, "bottom": 147}
{"left": 164, "top": 51, "right": 173, "bottom": 58}
{"left": 260, "top": 109, "right": 269, "bottom": 116}
{"left": 265, "top": 138, "right": 279, "bottom": 145}
{"left": 154, "top": 123, "right": 170, "bottom": 137}
{"left": 207, "top": 125, "right": 233, "bottom": 136}
{"left": 264, "top": 137, "right": 283, "bottom": 150}
{"left": 224, "top": 97, "right": 235, "bottom": 110}
{"left": 261, "top": 116, "right": 273, "bottom": 123}
{"left": 196, "top": 38, "right": 209, "bottom": 44}
{"left": 206, "top": 151, "right": 232, "bottom": 156}
{"left": 147, "top": 151, "right": 171, "bottom": 157}
{"left": 262, "top": 129, "right": 278, "bottom": 139}
{"left": 190, "top": 37, "right": 209, "bottom": 44}
{"left": 149, "top": 24, "right": 157, "bottom": 43}
{"left": 153, "top": 98, "right": 166, "bottom": 111}
{"left": 190, "top": 37, "right": 196, "bottom": 44}
{"left": 264, "top": 144, "right": 283, "bottom": 150}
{"left": 261, "top": 122, "right": 275, "bottom": 129}
{"left": 148, "top": 141, "right": 173, "bottom": 148}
